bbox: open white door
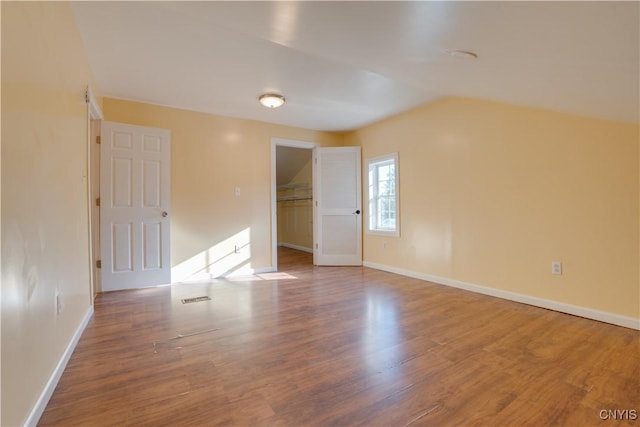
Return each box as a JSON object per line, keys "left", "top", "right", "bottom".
{"left": 313, "top": 147, "right": 362, "bottom": 266}
{"left": 100, "top": 121, "right": 171, "bottom": 291}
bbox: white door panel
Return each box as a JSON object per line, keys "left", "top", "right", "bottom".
{"left": 101, "top": 121, "right": 171, "bottom": 290}
{"left": 314, "top": 147, "right": 362, "bottom": 266}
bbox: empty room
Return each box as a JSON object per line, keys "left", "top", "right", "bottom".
{"left": 1, "top": 1, "right": 638, "bottom": 426}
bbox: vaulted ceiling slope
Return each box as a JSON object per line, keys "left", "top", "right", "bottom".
{"left": 276, "top": 146, "right": 312, "bottom": 187}
{"left": 72, "top": 1, "right": 639, "bottom": 131}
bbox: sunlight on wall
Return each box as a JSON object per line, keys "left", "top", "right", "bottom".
{"left": 172, "top": 227, "right": 255, "bottom": 281}
{"left": 414, "top": 223, "right": 453, "bottom": 267}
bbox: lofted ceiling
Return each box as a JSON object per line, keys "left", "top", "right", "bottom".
{"left": 71, "top": 1, "right": 639, "bottom": 131}
{"left": 276, "top": 146, "right": 312, "bottom": 186}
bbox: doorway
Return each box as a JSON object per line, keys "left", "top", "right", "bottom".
{"left": 271, "top": 138, "right": 317, "bottom": 270}
{"left": 89, "top": 114, "right": 172, "bottom": 294}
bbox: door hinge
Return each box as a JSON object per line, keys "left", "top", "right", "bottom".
{"left": 96, "top": 136, "right": 101, "bottom": 144}
{"left": 96, "top": 197, "right": 100, "bottom": 206}
{"left": 96, "top": 260, "right": 102, "bottom": 269}
{"left": 314, "top": 157, "right": 317, "bottom": 164}
{"left": 315, "top": 243, "right": 318, "bottom": 249}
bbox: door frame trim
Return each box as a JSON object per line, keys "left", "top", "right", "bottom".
{"left": 86, "top": 87, "right": 102, "bottom": 303}
{"left": 270, "top": 138, "right": 318, "bottom": 271}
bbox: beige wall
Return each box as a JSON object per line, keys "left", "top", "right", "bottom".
{"left": 103, "top": 98, "right": 342, "bottom": 280}
{"left": 1, "top": 2, "right": 99, "bottom": 425}
{"left": 278, "top": 160, "right": 313, "bottom": 250}
{"left": 1, "top": 4, "right": 637, "bottom": 424}
{"left": 346, "top": 97, "right": 639, "bottom": 320}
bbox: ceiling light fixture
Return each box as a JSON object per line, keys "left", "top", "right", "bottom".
{"left": 259, "top": 93, "right": 286, "bottom": 108}
{"left": 446, "top": 50, "right": 478, "bottom": 59}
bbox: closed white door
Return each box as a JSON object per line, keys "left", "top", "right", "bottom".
{"left": 100, "top": 121, "right": 171, "bottom": 291}
{"left": 313, "top": 147, "right": 362, "bottom": 265}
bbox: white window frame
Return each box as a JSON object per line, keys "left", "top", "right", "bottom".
{"left": 366, "top": 152, "right": 399, "bottom": 237}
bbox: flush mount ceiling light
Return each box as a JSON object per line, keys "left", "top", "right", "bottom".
{"left": 446, "top": 50, "right": 479, "bottom": 59}
{"left": 258, "top": 93, "right": 285, "bottom": 108}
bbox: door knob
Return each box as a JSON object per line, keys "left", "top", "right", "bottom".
{"left": 354, "top": 210, "right": 361, "bottom": 215}
{"left": 162, "top": 211, "right": 168, "bottom": 217}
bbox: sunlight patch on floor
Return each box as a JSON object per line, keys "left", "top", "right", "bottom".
{"left": 226, "top": 272, "right": 298, "bottom": 282}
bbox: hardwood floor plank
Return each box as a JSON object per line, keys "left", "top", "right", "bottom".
{"left": 38, "top": 247, "right": 639, "bottom": 426}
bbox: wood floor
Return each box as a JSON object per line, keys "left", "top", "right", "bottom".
{"left": 40, "top": 248, "right": 639, "bottom": 426}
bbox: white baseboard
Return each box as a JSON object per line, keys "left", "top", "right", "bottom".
{"left": 363, "top": 261, "right": 640, "bottom": 330}
{"left": 278, "top": 243, "right": 313, "bottom": 253}
{"left": 25, "top": 305, "right": 94, "bottom": 427}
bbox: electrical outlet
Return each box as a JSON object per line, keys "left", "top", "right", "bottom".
{"left": 551, "top": 261, "right": 562, "bottom": 275}
{"left": 234, "top": 187, "right": 241, "bottom": 196}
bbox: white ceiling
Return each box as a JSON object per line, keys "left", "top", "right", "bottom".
{"left": 72, "top": 1, "right": 639, "bottom": 131}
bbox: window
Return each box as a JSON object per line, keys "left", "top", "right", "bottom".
{"left": 366, "top": 153, "right": 399, "bottom": 236}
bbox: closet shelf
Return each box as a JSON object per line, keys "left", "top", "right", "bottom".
{"left": 277, "top": 181, "right": 311, "bottom": 202}
{"left": 277, "top": 196, "right": 312, "bottom": 202}
{"left": 277, "top": 183, "right": 310, "bottom": 190}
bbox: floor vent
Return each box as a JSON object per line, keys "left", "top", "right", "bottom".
{"left": 181, "top": 296, "right": 211, "bottom": 304}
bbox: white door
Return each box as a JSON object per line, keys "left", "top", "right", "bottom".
{"left": 313, "top": 147, "right": 362, "bottom": 265}
{"left": 100, "top": 121, "right": 171, "bottom": 291}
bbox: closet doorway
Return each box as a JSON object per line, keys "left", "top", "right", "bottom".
{"left": 270, "top": 138, "right": 317, "bottom": 270}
